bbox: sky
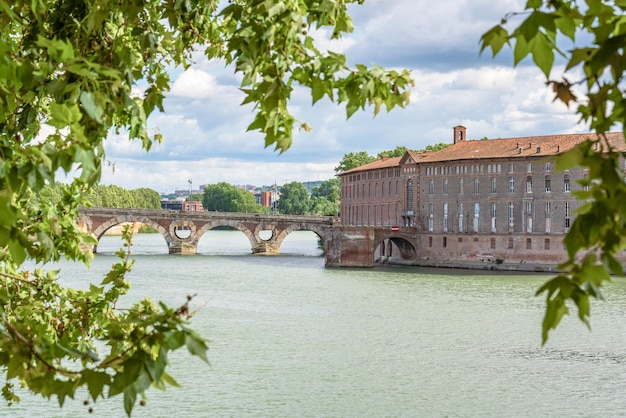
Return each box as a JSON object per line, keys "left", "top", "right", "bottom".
{"left": 99, "top": 0, "right": 587, "bottom": 193}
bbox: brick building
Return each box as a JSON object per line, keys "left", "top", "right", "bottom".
{"left": 338, "top": 126, "right": 626, "bottom": 265}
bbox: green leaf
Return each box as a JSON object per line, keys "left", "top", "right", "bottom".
{"left": 80, "top": 91, "right": 103, "bottom": 124}
{"left": 530, "top": 33, "right": 554, "bottom": 78}
{"left": 48, "top": 103, "right": 82, "bottom": 128}
{"left": 80, "top": 370, "right": 111, "bottom": 401}
{"left": 185, "top": 333, "right": 209, "bottom": 363}
{"left": 124, "top": 386, "right": 137, "bottom": 417}
{"left": 8, "top": 240, "right": 27, "bottom": 265}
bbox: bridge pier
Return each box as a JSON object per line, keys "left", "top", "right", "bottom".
{"left": 252, "top": 241, "right": 280, "bottom": 255}
{"left": 168, "top": 241, "right": 197, "bottom": 255}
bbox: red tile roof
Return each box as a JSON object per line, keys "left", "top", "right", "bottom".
{"left": 338, "top": 156, "right": 402, "bottom": 175}
{"left": 338, "top": 131, "right": 625, "bottom": 175}
{"left": 416, "top": 132, "right": 625, "bottom": 163}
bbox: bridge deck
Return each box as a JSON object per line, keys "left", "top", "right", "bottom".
{"left": 79, "top": 207, "right": 338, "bottom": 225}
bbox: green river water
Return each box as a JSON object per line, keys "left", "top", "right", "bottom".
{"left": 10, "top": 231, "right": 626, "bottom": 417}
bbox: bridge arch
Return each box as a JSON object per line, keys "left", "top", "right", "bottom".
{"left": 195, "top": 220, "right": 257, "bottom": 253}
{"left": 274, "top": 224, "right": 327, "bottom": 253}
{"left": 374, "top": 235, "right": 418, "bottom": 263}
{"left": 88, "top": 215, "right": 172, "bottom": 252}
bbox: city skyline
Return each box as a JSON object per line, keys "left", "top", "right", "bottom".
{"left": 95, "top": 0, "right": 586, "bottom": 193}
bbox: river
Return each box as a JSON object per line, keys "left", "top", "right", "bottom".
{"left": 10, "top": 231, "right": 626, "bottom": 417}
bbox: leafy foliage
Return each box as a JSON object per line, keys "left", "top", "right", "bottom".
{"left": 82, "top": 185, "right": 161, "bottom": 209}
{"left": 278, "top": 181, "right": 311, "bottom": 215}
{"left": 422, "top": 143, "right": 451, "bottom": 152}
{"left": 0, "top": 226, "right": 208, "bottom": 416}
{"left": 203, "top": 182, "right": 267, "bottom": 213}
{"left": 481, "top": 1, "right": 626, "bottom": 343}
{"left": 0, "top": 0, "right": 412, "bottom": 414}
{"left": 334, "top": 151, "right": 378, "bottom": 173}
{"left": 310, "top": 178, "right": 340, "bottom": 216}
{"left": 377, "top": 146, "right": 408, "bottom": 159}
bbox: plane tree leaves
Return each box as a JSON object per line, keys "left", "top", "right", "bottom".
{"left": 481, "top": 1, "right": 626, "bottom": 343}
{"left": 0, "top": 0, "right": 412, "bottom": 415}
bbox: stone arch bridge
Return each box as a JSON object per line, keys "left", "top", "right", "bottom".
{"left": 78, "top": 207, "right": 339, "bottom": 256}
{"left": 78, "top": 207, "right": 421, "bottom": 267}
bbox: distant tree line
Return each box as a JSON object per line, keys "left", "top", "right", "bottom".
{"left": 201, "top": 179, "right": 340, "bottom": 216}
{"left": 278, "top": 179, "right": 340, "bottom": 216}
{"left": 203, "top": 182, "right": 268, "bottom": 214}
{"left": 42, "top": 183, "right": 161, "bottom": 209}
{"left": 334, "top": 143, "right": 451, "bottom": 173}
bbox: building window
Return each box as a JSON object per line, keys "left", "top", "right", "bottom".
{"left": 544, "top": 238, "right": 550, "bottom": 250}
{"left": 491, "top": 202, "right": 497, "bottom": 232}
{"left": 458, "top": 237, "right": 463, "bottom": 243}
{"left": 459, "top": 203, "right": 464, "bottom": 232}
{"left": 546, "top": 162, "right": 552, "bottom": 172}
{"left": 527, "top": 163, "right": 532, "bottom": 173}
{"left": 526, "top": 201, "right": 533, "bottom": 233}
{"left": 443, "top": 236, "right": 447, "bottom": 248}
{"left": 460, "top": 178, "right": 464, "bottom": 195}
{"left": 564, "top": 175, "right": 571, "bottom": 192}
{"left": 526, "top": 238, "right": 532, "bottom": 250}
{"left": 508, "top": 202, "right": 514, "bottom": 230}
{"left": 491, "top": 177, "right": 497, "bottom": 193}
{"left": 526, "top": 176, "right": 532, "bottom": 194}
{"left": 508, "top": 237, "right": 514, "bottom": 249}
{"left": 429, "top": 179, "right": 434, "bottom": 195}
{"left": 565, "top": 201, "right": 571, "bottom": 229}
{"left": 443, "top": 178, "right": 448, "bottom": 195}
{"left": 509, "top": 176, "right": 515, "bottom": 193}
{"left": 545, "top": 176, "right": 551, "bottom": 192}
{"left": 474, "top": 178, "right": 480, "bottom": 194}
{"left": 509, "top": 163, "right": 514, "bottom": 173}
{"left": 429, "top": 236, "right": 433, "bottom": 247}
{"left": 406, "top": 179, "right": 414, "bottom": 212}
{"left": 473, "top": 203, "right": 480, "bottom": 232}
{"left": 443, "top": 203, "right": 449, "bottom": 232}
{"left": 545, "top": 202, "right": 551, "bottom": 233}
{"left": 428, "top": 203, "right": 434, "bottom": 232}
{"left": 490, "top": 238, "right": 496, "bottom": 250}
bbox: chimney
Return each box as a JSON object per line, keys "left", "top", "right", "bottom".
{"left": 381, "top": 155, "right": 388, "bottom": 161}
{"left": 453, "top": 125, "right": 466, "bottom": 144}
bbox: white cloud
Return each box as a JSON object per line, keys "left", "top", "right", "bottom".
{"left": 170, "top": 68, "right": 220, "bottom": 99}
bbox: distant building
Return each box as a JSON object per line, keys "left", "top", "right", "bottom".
{"left": 259, "top": 191, "right": 272, "bottom": 207}
{"left": 338, "top": 126, "right": 626, "bottom": 265}
{"left": 161, "top": 200, "right": 183, "bottom": 211}
{"left": 183, "top": 200, "right": 204, "bottom": 212}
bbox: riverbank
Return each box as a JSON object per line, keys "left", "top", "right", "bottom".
{"left": 378, "top": 257, "right": 558, "bottom": 273}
